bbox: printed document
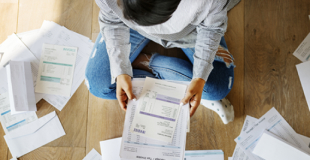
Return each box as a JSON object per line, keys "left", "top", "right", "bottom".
{"left": 35, "top": 44, "right": 77, "bottom": 97}
{"left": 235, "top": 107, "right": 310, "bottom": 160}
{"left": 293, "top": 32, "right": 310, "bottom": 62}
{"left": 0, "top": 92, "right": 37, "bottom": 134}
{"left": 296, "top": 61, "right": 310, "bottom": 110}
{"left": 184, "top": 150, "right": 224, "bottom": 160}
{"left": 232, "top": 116, "right": 257, "bottom": 160}
{"left": 252, "top": 131, "right": 310, "bottom": 160}
{"left": 6, "top": 61, "right": 37, "bottom": 114}
{"left": 130, "top": 77, "right": 187, "bottom": 142}
{"left": 120, "top": 80, "right": 188, "bottom": 160}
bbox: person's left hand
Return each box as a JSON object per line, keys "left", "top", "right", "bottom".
{"left": 181, "top": 78, "right": 206, "bottom": 117}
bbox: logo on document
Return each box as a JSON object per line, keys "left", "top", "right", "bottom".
{"left": 134, "top": 128, "right": 146, "bottom": 134}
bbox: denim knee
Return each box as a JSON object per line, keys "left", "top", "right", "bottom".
{"left": 85, "top": 71, "right": 117, "bottom": 100}
{"left": 201, "top": 81, "right": 233, "bottom": 101}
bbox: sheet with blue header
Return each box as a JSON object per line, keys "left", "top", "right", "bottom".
{"left": 184, "top": 150, "right": 224, "bottom": 160}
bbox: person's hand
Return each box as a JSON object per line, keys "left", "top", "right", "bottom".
{"left": 181, "top": 78, "right": 206, "bottom": 117}
{"left": 116, "top": 74, "right": 136, "bottom": 111}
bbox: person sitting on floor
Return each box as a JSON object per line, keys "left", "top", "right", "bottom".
{"left": 85, "top": 0, "right": 240, "bottom": 124}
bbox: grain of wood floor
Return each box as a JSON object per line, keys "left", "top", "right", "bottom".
{"left": 0, "top": 0, "right": 310, "bottom": 159}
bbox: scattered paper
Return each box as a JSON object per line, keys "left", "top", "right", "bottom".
{"left": 232, "top": 116, "right": 257, "bottom": 160}
{"left": 0, "top": 92, "right": 37, "bottom": 134}
{"left": 184, "top": 150, "right": 224, "bottom": 160}
{"left": 120, "top": 79, "right": 188, "bottom": 160}
{"left": 4, "top": 111, "right": 65, "bottom": 158}
{"left": 130, "top": 77, "right": 188, "bottom": 142}
{"left": 83, "top": 148, "right": 101, "bottom": 160}
{"left": 0, "top": 34, "right": 44, "bottom": 103}
{"left": 35, "top": 44, "right": 77, "bottom": 97}
{"left": 100, "top": 138, "right": 122, "bottom": 160}
{"left": 296, "top": 61, "right": 310, "bottom": 110}
{"left": 293, "top": 33, "right": 310, "bottom": 62}
{"left": 299, "top": 133, "right": 310, "bottom": 148}
{"left": 6, "top": 61, "right": 36, "bottom": 114}
{"left": 253, "top": 131, "right": 310, "bottom": 160}
{"left": 235, "top": 107, "right": 310, "bottom": 160}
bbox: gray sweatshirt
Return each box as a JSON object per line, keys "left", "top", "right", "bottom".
{"left": 95, "top": 0, "right": 240, "bottom": 84}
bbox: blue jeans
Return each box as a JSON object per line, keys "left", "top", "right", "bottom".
{"left": 85, "top": 29, "right": 235, "bottom": 101}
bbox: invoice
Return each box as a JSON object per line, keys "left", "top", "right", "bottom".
{"left": 120, "top": 80, "right": 188, "bottom": 160}
{"left": 130, "top": 77, "right": 187, "bottom": 142}
{"left": 35, "top": 44, "right": 77, "bottom": 97}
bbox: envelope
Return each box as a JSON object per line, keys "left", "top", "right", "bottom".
{"left": 4, "top": 111, "right": 65, "bottom": 158}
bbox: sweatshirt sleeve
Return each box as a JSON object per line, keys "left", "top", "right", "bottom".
{"left": 98, "top": 2, "right": 131, "bottom": 84}
{"left": 193, "top": 0, "right": 228, "bottom": 81}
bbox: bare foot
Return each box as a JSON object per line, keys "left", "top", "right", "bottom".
{"left": 132, "top": 53, "right": 153, "bottom": 73}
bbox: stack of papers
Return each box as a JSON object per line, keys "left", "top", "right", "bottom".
{"left": 0, "top": 20, "right": 93, "bottom": 111}
{"left": 230, "top": 107, "right": 310, "bottom": 160}
{"left": 120, "top": 78, "right": 189, "bottom": 160}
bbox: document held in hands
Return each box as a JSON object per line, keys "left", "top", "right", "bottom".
{"left": 35, "top": 44, "right": 77, "bottom": 97}
{"left": 121, "top": 80, "right": 188, "bottom": 160}
{"left": 4, "top": 111, "right": 65, "bottom": 158}
{"left": 130, "top": 77, "right": 187, "bottom": 142}
{"left": 6, "top": 61, "right": 37, "bottom": 114}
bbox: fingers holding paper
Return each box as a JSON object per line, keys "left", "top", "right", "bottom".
{"left": 116, "top": 74, "right": 136, "bottom": 111}
{"left": 181, "top": 78, "right": 205, "bottom": 117}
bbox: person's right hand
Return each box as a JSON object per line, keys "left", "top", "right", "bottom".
{"left": 116, "top": 74, "right": 136, "bottom": 111}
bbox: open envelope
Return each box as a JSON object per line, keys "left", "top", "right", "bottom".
{"left": 4, "top": 111, "right": 65, "bottom": 158}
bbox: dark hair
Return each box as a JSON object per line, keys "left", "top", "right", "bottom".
{"left": 120, "top": 0, "right": 181, "bottom": 26}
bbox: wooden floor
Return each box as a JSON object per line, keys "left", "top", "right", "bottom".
{"left": 0, "top": 0, "right": 310, "bottom": 159}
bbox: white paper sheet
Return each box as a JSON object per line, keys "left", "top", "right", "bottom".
{"left": 100, "top": 138, "right": 122, "bottom": 160}
{"left": 130, "top": 77, "right": 188, "bottom": 142}
{"left": 0, "top": 34, "right": 44, "bottom": 103}
{"left": 120, "top": 79, "right": 188, "bottom": 160}
{"left": 0, "top": 92, "right": 37, "bottom": 134}
{"left": 296, "top": 61, "right": 310, "bottom": 111}
{"left": 4, "top": 111, "right": 66, "bottom": 158}
{"left": 35, "top": 44, "right": 77, "bottom": 97}
{"left": 83, "top": 148, "right": 101, "bottom": 160}
{"left": 232, "top": 116, "right": 257, "bottom": 160}
{"left": 184, "top": 150, "right": 224, "bottom": 160}
{"left": 299, "top": 133, "right": 310, "bottom": 148}
{"left": 6, "top": 61, "right": 37, "bottom": 113}
{"left": 235, "top": 107, "right": 310, "bottom": 160}
{"left": 252, "top": 131, "right": 310, "bottom": 160}
{"left": 293, "top": 33, "right": 310, "bottom": 62}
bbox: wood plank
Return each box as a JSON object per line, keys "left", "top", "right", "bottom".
{"left": 185, "top": 2, "right": 245, "bottom": 160}
{"left": 17, "top": 0, "right": 92, "bottom": 37}
{"left": 0, "top": 0, "right": 18, "bottom": 43}
{"left": 18, "top": 147, "right": 85, "bottom": 160}
{"left": 244, "top": 0, "right": 310, "bottom": 136}
{"left": 86, "top": 96, "right": 125, "bottom": 154}
{"left": 0, "top": 124, "right": 8, "bottom": 160}
{"left": 92, "top": 0, "right": 100, "bottom": 34}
